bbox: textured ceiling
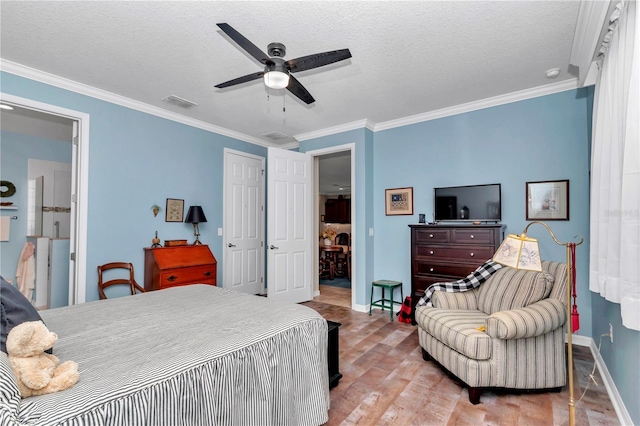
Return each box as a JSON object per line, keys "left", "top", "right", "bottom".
{"left": 0, "top": 1, "right": 581, "bottom": 146}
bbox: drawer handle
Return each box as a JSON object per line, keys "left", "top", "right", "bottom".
{"left": 470, "top": 235, "right": 474, "bottom": 239}
{"left": 429, "top": 234, "right": 434, "bottom": 238}
{"left": 470, "top": 252, "right": 475, "bottom": 257}
{"left": 204, "top": 271, "right": 212, "bottom": 277}
{"left": 167, "top": 275, "right": 177, "bottom": 282}
{"left": 429, "top": 250, "right": 434, "bottom": 255}
{"left": 429, "top": 267, "right": 434, "bottom": 272}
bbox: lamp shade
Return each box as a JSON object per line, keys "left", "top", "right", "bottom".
{"left": 185, "top": 206, "right": 207, "bottom": 224}
{"left": 492, "top": 233, "right": 542, "bottom": 271}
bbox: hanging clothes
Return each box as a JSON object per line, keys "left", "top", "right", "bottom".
{"left": 16, "top": 242, "right": 35, "bottom": 301}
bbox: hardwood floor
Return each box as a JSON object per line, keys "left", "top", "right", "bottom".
{"left": 304, "top": 286, "right": 620, "bottom": 426}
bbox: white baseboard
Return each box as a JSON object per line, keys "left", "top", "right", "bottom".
{"left": 353, "top": 303, "right": 368, "bottom": 313}
{"left": 586, "top": 337, "right": 633, "bottom": 425}
{"left": 570, "top": 334, "right": 631, "bottom": 425}
{"left": 359, "top": 304, "right": 402, "bottom": 315}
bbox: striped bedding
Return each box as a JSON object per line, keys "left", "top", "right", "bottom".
{"left": 1, "top": 285, "right": 329, "bottom": 425}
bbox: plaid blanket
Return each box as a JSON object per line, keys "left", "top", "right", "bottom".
{"left": 416, "top": 259, "right": 503, "bottom": 307}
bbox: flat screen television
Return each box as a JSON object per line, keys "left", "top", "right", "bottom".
{"left": 434, "top": 183, "right": 501, "bottom": 222}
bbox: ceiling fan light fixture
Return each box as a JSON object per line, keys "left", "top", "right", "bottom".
{"left": 264, "top": 70, "right": 290, "bottom": 89}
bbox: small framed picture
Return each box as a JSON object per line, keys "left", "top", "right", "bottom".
{"left": 385, "top": 187, "right": 414, "bottom": 216}
{"left": 165, "top": 198, "right": 184, "bottom": 222}
{"left": 526, "top": 180, "right": 569, "bottom": 220}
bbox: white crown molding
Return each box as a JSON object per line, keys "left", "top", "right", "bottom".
{"left": 374, "top": 79, "right": 580, "bottom": 132}
{"left": 2, "top": 59, "right": 582, "bottom": 146}
{"left": 295, "top": 119, "right": 374, "bottom": 142}
{"left": 0, "top": 59, "right": 270, "bottom": 147}
{"left": 569, "top": 0, "right": 612, "bottom": 87}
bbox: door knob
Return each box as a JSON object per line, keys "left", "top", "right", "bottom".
{"left": 228, "top": 243, "right": 236, "bottom": 247}
{"left": 269, "top": 245, "right": 279, "bottom": 250}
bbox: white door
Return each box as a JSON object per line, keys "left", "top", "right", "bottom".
{"left": 223, "top": 150, "right": 264, "bottom": 294}
{"left": 267, "top": 147, "right": 313, "bottom": 303}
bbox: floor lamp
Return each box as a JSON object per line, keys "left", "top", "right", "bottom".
{"left": 492, "top": 221, "right": 583, "bottom": 426}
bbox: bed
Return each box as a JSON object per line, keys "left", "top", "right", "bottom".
{"left": 1, "top": 285, "right": 330, "bottom": 425}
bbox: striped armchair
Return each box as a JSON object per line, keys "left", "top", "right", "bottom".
{"left": 415, "top": 261, "right": 567, "bottom": 404}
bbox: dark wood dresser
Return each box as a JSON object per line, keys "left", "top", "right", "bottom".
{"left": 408, "top": 224, "right": 505, "bottom": 322}
{"left": 144, "top": 245, "right": 217, "bottom": 291}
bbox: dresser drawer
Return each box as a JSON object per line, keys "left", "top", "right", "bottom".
{"left": 411, "top": 275, "right": 453, "bottom": 295}
{"left": 415, "top": 245, "right": 495, "bottom": 261}
{"left": 159, "top": 266, "right": 216, "bottom": 288}
{"left": 414, "top": 261, "right": 479, "bottom": 277}
{"left": 452, "top": 228, "right": 495, "bottom": 245}
{"left": 415, "top": 228, "right": 450, "bottom": 243}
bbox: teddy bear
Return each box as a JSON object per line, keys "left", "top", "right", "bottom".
{"left": 6, "top": 320, "right": 79, "bottom": 398}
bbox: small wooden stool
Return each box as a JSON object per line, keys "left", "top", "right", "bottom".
{"left": 370, "top": 280, "right": 403, "bottom": 321}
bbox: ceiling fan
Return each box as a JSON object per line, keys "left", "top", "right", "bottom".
{"left": 215, "top": 23, "right": 352, "bottom": 104}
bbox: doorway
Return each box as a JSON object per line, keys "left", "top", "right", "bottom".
{"left": 0, "top": 92, "right": 90, "bottom": 306}
{"left": 308, "top": 144, "right": 355, "bottom": 309}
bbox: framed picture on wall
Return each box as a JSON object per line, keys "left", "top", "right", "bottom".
{"left": 385, "top": 187, "right": 414, "bottom": 215}
{"left": 526, "top": 180, "right": 569, "bottom": 220}
{"left": 165, "top": 198, "right": 184, "bottom": 222}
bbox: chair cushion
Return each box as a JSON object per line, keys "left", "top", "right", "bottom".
{"left": 0, "top": 277, "right": 46, "bottom": 354}
{"left": 477, "top": 267, "right": 554, "bottom": 315}
{"left": 415, "top": 306, "right": 492, "bottom": 360}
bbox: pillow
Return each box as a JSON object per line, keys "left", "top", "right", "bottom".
{"left": 477, "top": 267, "right": 554, "bottom": 315}
{"left": 0, "top": 276, "right": 48, "bottom": 354}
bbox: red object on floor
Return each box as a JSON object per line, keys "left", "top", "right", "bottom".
{"left": 398, "top": 296, "right": 412, "bottom": 323}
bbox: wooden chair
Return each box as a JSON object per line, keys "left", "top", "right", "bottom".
{"left": 97, "top": 262, "right": 145, "bottom": 300}
{"left": 335, "top": 233, "right": 351, "bottom": 280}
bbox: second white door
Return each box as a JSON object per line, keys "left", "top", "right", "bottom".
{"left": 267, "top": 147, "right": 313, "bottom": 304}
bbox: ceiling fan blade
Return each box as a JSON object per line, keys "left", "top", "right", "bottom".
{"left": 216, "top": 23, "right": 272, "bottom": 65}
{"left": 286, "top": 74, "right": 315, "bottom": 104}
{"left": 286, "top": 49, "right": 352, "bottom": 73}
{"left": 215, "top": 72, "right": 264, "bottom": 89}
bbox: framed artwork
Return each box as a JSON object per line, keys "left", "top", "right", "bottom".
{"left": 526, "top": 180, "right": 569, "bottom": 220}
{"left": 165, "top": 198, "right": 184, "bottom": 222}
{"left": 385, "top": 187, "right": 414, "bottom": 216}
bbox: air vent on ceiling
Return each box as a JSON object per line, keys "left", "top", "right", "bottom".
{"left": 261, "top": 131, "right": 295, "bottom": 145}
{"left": 162, "top": 95, "right": 199, "bottom": 109}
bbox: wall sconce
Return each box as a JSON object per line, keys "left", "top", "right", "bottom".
{"left": 184, "top": 205, "right": 207, "bottom": 245}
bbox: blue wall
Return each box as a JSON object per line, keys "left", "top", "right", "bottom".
{"left": 1, "top": 71, "right": 266, "bottom": 301}
{"left": 373, "top": 89, "right": 593, "bottom": 337}
{"left": 0, "top": 131, "right": 72, "bottom": 282}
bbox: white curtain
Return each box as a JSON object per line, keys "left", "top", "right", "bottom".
{"left": 590, "top": 0, "right": 640, "bottom": 331}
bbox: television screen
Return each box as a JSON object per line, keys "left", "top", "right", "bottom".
{"left": 434, "top": 183, "right": 501, "bottom": 222}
